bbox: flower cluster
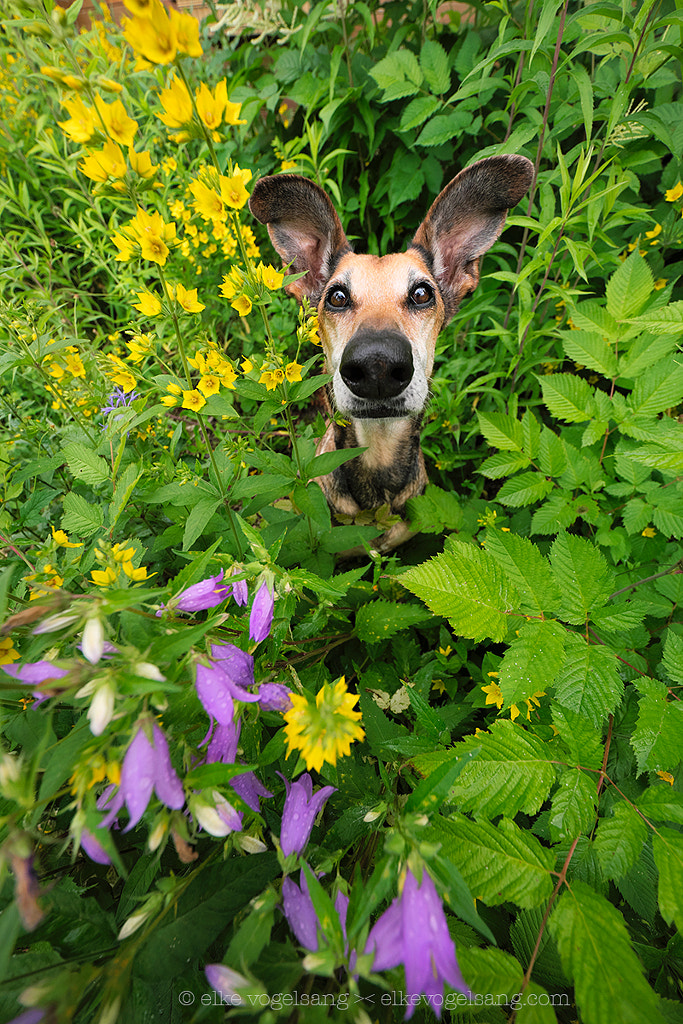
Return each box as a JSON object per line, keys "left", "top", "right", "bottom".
{"left": 283, "top": 676, "right": 365, "bottom": 772}
{"left": 112, "top": 206, "right": 177, "bottom": 266}
{"left": 122, "top": 0, "right": 202, "bottom": 66}
{"left": 90, "top": 538, "right": 154, "bottom": 587}
{"left": 219, "top": 259, "right": 283, "bottom": 317}
{"left": 481, "top": 672, "right": 546, "bottom": 722}
{"left": 158, "top": 76, "right": 245, "bottom": 143}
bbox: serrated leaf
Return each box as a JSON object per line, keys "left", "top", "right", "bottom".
{"left": 61, "top": 491, "right": 105, "bottom": 537}
{"left": 496, "top": 471, "right": 554, "bottom": 507}
{"left": 630, "top": 356, "right": 683, "bottom": 417}
{"left": 560, "top": 330, "right": 618, "bottom": 378}
{"left": 416, "top": 109, "right": 471, "bottom": 147}
{"left": 550, "top": 532, "right": 614, "bottom": 625}
{"left": 538, "top": 428, "right": 568, "bottom": 476}
{"left": 485, "top": 530, "right": 561, "bottom": 616}
{"left": 406, "top": 484, "right": 464, "bottom": 533}
{"left": 479, "top": 451, "right": 532, "bottom": 479}
{"left": 62, "top": 442, "right": 110, "bottom": 487}
{"left": 477, "top": 410, "right": 524, "bottom": 451}
{"left": 549, "top": 769, "right": 597, "bottom": 842}
{"left": 632, "top": 676, "right": 683, "bottom": 774}
{"left": 568, "top": 300, "right": 618, "bottom": 338}
{"left": 539, "top": 373, "right": 597, "bottom": 423}
{"left": 605, "top": 250, "right": 654, "bottom": 321}
{"left": 549, "top": 881, "right": 665, "bottom": 1024}
{"left": 429, "top": 813, "right": 554, "bottom": 908}
{"left": 594, "top": 802, "right": 647, "bottom": 881}
{"left": 625, "top": 299, "right": 683, "bottom": 334}
{"left": 662, "top": 629, "right": 683, "bottom": 684}
{"left": 399, "top": 94, "right": 441, "bottom": 131}
{"left": 551, "top": 703, "right": 603, "bottom": 769}
{"left": 355, "top": 599, "right": 432, "bottom": 643}
{"left": 531, "top": 492, "right": 578, "bottom": 535}
{"left": 622, "top": 497, "right": 654, "bottom": 535}
{"left": 637, "top": 786, "right": 683, "bottom": 825}
{"left": 554, "top": 634, "right": 624, "bottom": 726}
{"left": 458, "top": 946, "right": 524, "bottom": 1001}
{"left": 653, "top": 827, "right": 683, "bottom": 931}
{"left": 499, "top": 619, "right": 566, "bottom": 709}
{"left": 419, "top": 39, "right": 450, "bottom": 94}
{"left": 370, "top": 49, "right": 422, "bottom": 92}
{"left": 652, "top": 504, "right": 683, "bottom": 539}
{"left": 109, "top": 462, "right": 143, "bottom": 530}
{"left": 400, "top": 540, "right": 520, "bottom": 642}
{"left": 447, "top": 720, "right": 556, "bottom": 818}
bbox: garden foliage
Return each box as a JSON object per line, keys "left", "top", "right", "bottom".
{"left": 0, "top": 0, "right": 682, "bottom": 1021}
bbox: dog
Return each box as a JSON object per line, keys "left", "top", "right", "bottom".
{"left": 249, "top": 154, "right": 534, "bottom": 551}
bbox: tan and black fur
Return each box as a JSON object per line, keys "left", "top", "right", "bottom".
{"left": 249, "top": 154, "right": 534, "bottom": 551}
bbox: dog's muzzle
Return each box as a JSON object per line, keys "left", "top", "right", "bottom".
{"left": 339, "top": 329, "right": 414, "bottom": 401}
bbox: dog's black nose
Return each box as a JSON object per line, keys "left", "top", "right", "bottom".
{"left": 340, "top": 330, "right": 414, "bottom": 400}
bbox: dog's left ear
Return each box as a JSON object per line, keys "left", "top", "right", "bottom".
{"left": 411, "top": 154, "right": 534, "bottom": 320}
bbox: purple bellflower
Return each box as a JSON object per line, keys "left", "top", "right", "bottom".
{"left": 229, "top": 567, "right": 248, "bottom": 607}
{"left": 279, "top": 772, "right": 336, "bottom": 857}
{"left": 203, "top": 718, "right": 273, "bottom": 814}
{"left": 174, "top": 570, "right": 232, "bottom": 612}
{"left": 2, "top": 659, "right": 69, "bottom": 705}
{"left": 282, "top": 869, "right": 349, "bottom": 953}
{"left": 365, "top": 867, "right": 471, "bottom": 1019}
{"left": 119, "top": 723, "right": 185, "bottom": 830}
{"left": 80, "top": 828, "right": 111, "bottom": 865}
{"left": 257, "top": 682, "right": 293, "bottom": 712}
{"left": 195, "top": 643, "right": 259, "bottom": 726}
{"left": 249, "top": 580, "right": 274, "bottom": 643}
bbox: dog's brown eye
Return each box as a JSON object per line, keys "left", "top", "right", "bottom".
{"left": 326, "top": 286, "right": 350, "bottom": 309}
{"left": 409, "top": 283, "right": 434, "bottom": 306}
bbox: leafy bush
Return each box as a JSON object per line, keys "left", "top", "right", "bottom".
{"left": 0, "top": 0, "right": 682, "bottom": 1022}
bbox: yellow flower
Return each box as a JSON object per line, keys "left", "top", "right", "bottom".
{"left": 182, "top": 389, "right": 206, "bottom": 412}
{"left": 224, "top": 100, "right": 246, "bottom": 126}
{"left": 645, "top": 223, "right": 662, "bottom": 245}
{"left": 94, "top": 94, "right": 138, "bottom": 147}
{"left": 175, "top": 282, "right": 205, "bottom": 312}
{"left": 63, "top": 349, "right": 85, "bottom": 377}
{"left": 123, "top": 560, "right": 154, "bottom": 581}
{"left": 653, "top": 278, "right": 667, "bottom": 291}
{"left": 283, "top": 676, "right": 364, "bottom": 772}
{"left": 259, "top": 371, "right": 277, "bottom": 391}
{"left": 128, "top": 207, "right": 176, "bottom": 266}
{"left": 285, "top": 361, "right": 303, "bottom": 383}
{"left": 665, "top": 181, "right": 683, "bottom": 202}
{"left": 123, "top": 0, "right": 155, "bottom": 14}
{"left": 123, "top": 0, "right": 178, "bottom": 64}
{"left": 161, "top": 383, "right": 182, "bottom": 407}
{"left": 91, "top": 566, "right": 118, "bottom": 587}
{"left": 189, "top": 178, "right": 225, "bottom": 222}
{"left": 281, "top": 159, "right": 297, "bottom": 171}
{"left": 51, "top": 526, "right": 83, "bottom": 548}
{"left": 158, "top": 76, "right": 193, "bottom": 129}
{"left": 195, "top": 80, "right": 227, "bottom": 132}
{"left": 642, "top": 526, "right": 657, "bottom": 538}
{"left": 241, "top": 357, "right": 253, "bottom": 374}
{"left": 125, "top": 332, "right": 154, "bottom": 361}
{"left": 198, "top": 375, "right": 220, "bottom": 397}
{"left": 218, "top": 362, "right": 237, "bottom": 390}
{"left": 0, "top": 637, "right": 20, "bottom": 666}
{"left": 140, "top": 232, "right": 168, "bottom": 264}
{"left": 58, "top": 95, "right": 96, "bottom": 143}
{"left": 105, "top": 355, "right": 137, "bottom": 392}
{"left": 112, "top": 230, "right": 136, "bottom": 262}
{"left": 128, "top": 147, "right": 159, "bottom": 179}
{"left": 80, "top": 139, "right": 127, "bottom": 182}
{"left": 481, "top": 680, "right": 503, "bottom": 709}
{"left": 219, "top": 267, "right": 242, "bottom": 299}
{"left": 219, "top": 172, "right": 249, "bottom": 210}
{"left": 257, "top": 263, "right": 284, "bottom": 290}
{"left": 133, "top": 290, "right": 162, "bottom": 315}
{"left": 231, "top": 294, "right": 252, "bottom": 317}
{"left": 656, "top": 770, "right": 675, "bottom": 785}
{"left": 162, "top": 156, "right": 177, "bottom": 174}
{"left": 170, "top": 7, "right": 203, "bottom": 57}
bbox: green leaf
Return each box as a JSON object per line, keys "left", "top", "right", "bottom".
{"left": 653, "top": 827, "right": 683, "bottom": 931}
{"left": 485, "top": 529, "right": 561, "bottom": 616}
{"left": 182, "top": 495, "right": 222, "bottom": 551}
{"left": 355, "top": 599, "right": 433, "bottom": 643}
{"left": 625, "top": 299, "right": 683, "bottom": 334}
{"left": 400, "top": 540, "right": 520, "bottom": 642}
{"left": 419, "top": 39, "right": 450, "bottom": 93}
{"left": 406, "top": 746, "right": 478, "bottom": 815}
{"left": 109, "top": 462, "right": 143, "bottom": 530}
{"left": 477, "top": 410, "right": 524, "bottom": 451}
{"left": 662, "top": 629, "right": 683, "bottom": 684}
{"left": 560, "top": 330, "right": 618, "bottom": 378}
{"left": 416, "top": 109, "right": 472, "bottom": 147}
{"left": 61, "top": 491, "right": 105, "bottom": 537}
{"left": 637, "top": 786, "right": 683, "bottom": 825}
{"left": 549, "top": 769, "right": 597, "bottom": 842}
{"left": 549, "top": 881, "right": 665, "bottom": 1024}
{"left": 605, "top": 250, "right": 654, "bottom": 321}
{"left": 550, "top": 532, "right": 615, "bottom": 625}
{"left": 479, "top": 451, "right": 532, "bottom": 478}
{"left": 554, "top": 634, "right": 624, "bottom": 726}
{"left": 632, "top": 677, "right": 683, "bottom": 774}
{"left": 406, "top": 484, "right": 464, "bottom": 533}
{"left": 428, "top": 813, "right": 554, "bottom": 908}
{"left": 457, "top": 946, "right": 524, "bottom": 1002}
{"left": 539, "top": 373, "right": 597, "bottom": 423}
{"left": 62, "top": 442, "right": 110, "bottom": 487}
{"left": 304, "top": 446, "right": 365, "bottom": 478}
{"left": 399, "top": 94, "right": 441, "bottom": 131}
{"left": 446, "top": 720, "right": 556, "bottom": 818}
{"left": 568, "top": 300, "right": 618, "bottom": 338}
{"left": 594, "top": 801, "right": 648, "bottom": 881}
{"left": 498, "top": 619, "right": 566, "bottom": 709}
{"left": 496, "top": 471, "right": 554, "bottom": 507}
{"left": 551, "top": 703, "right": 603, "bottom": 768}
{"left": 629, "top": 356, "right": 683, "bottom": 417}
{"left": 538, "top": 428, "right": 568, "bottom": 476}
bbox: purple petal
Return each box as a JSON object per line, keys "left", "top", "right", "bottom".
{"left": 151, "top": 723, "right": 185, "bottom": 810}
{"left": 279, "top": 773, "right": 336, "bottom": 857}
{"left": 230, "top": 569, "right": 248, "bottom": 607}
{"left": 121, "top": 727, "right": 156, "bottom": 830}
{"left": 2, "top": 659, "right": 69, "bottom": 684}
{"left": 209, "top": 643, "right": 257, "bottom": 696}
{"left": 257, "top": 682, "right": 292, "bottom": 712}
{"left": 80, "top": 828, "right": 112, "bottom": 865}
{"left": 205, "top": 719, "right": 241, "bottom": 764}
{"left": 282, "top": 871, "right": 320, "bottom": 952}
{"left": 335, "top": 890, "right": 349, "bottom": 943}
{"left": 230, "top": 770, "right": 273, "bottom": 812}
{"left": 249, "top": 581, "right": 274, "bottom": 643}
{"left": 365, "top": 896, "right": 404, "bottom": 971}
{"left": 175, "top": 571, "right": 231, "bottom": 612}
{"left": 97, "top": 783, "right": 125, "bottom": 830}
{"left": 196, "top": 662, "right": 236, "bottom": 726}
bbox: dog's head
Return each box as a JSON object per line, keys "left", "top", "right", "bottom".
{"left": 249, "top": 155, "right": 533, "bottom": 421}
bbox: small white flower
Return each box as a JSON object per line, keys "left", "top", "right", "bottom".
{"left": 236, "top": 834, "right": 267, "bottom": 854}
{"left": 33, "top": 611, "right": 79, "bottom": 634}
{"left": 87, "top": 683, "right": 115, "bottom": 736}
{"left": 118, "top": 912, "right": 148, "bottom": 940}
{"left": 135, "top": 661, "right": 166, "bottom": 682}
{"left": 82, "top": 617, "right": 105, "bottom": 664}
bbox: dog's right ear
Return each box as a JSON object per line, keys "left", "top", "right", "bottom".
{"left": 249, "top": 174, "right": 351, "bottom": 302}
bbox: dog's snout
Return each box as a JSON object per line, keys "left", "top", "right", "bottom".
{"left": 339, "top": 330, "right": 414, "bottom": 400}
